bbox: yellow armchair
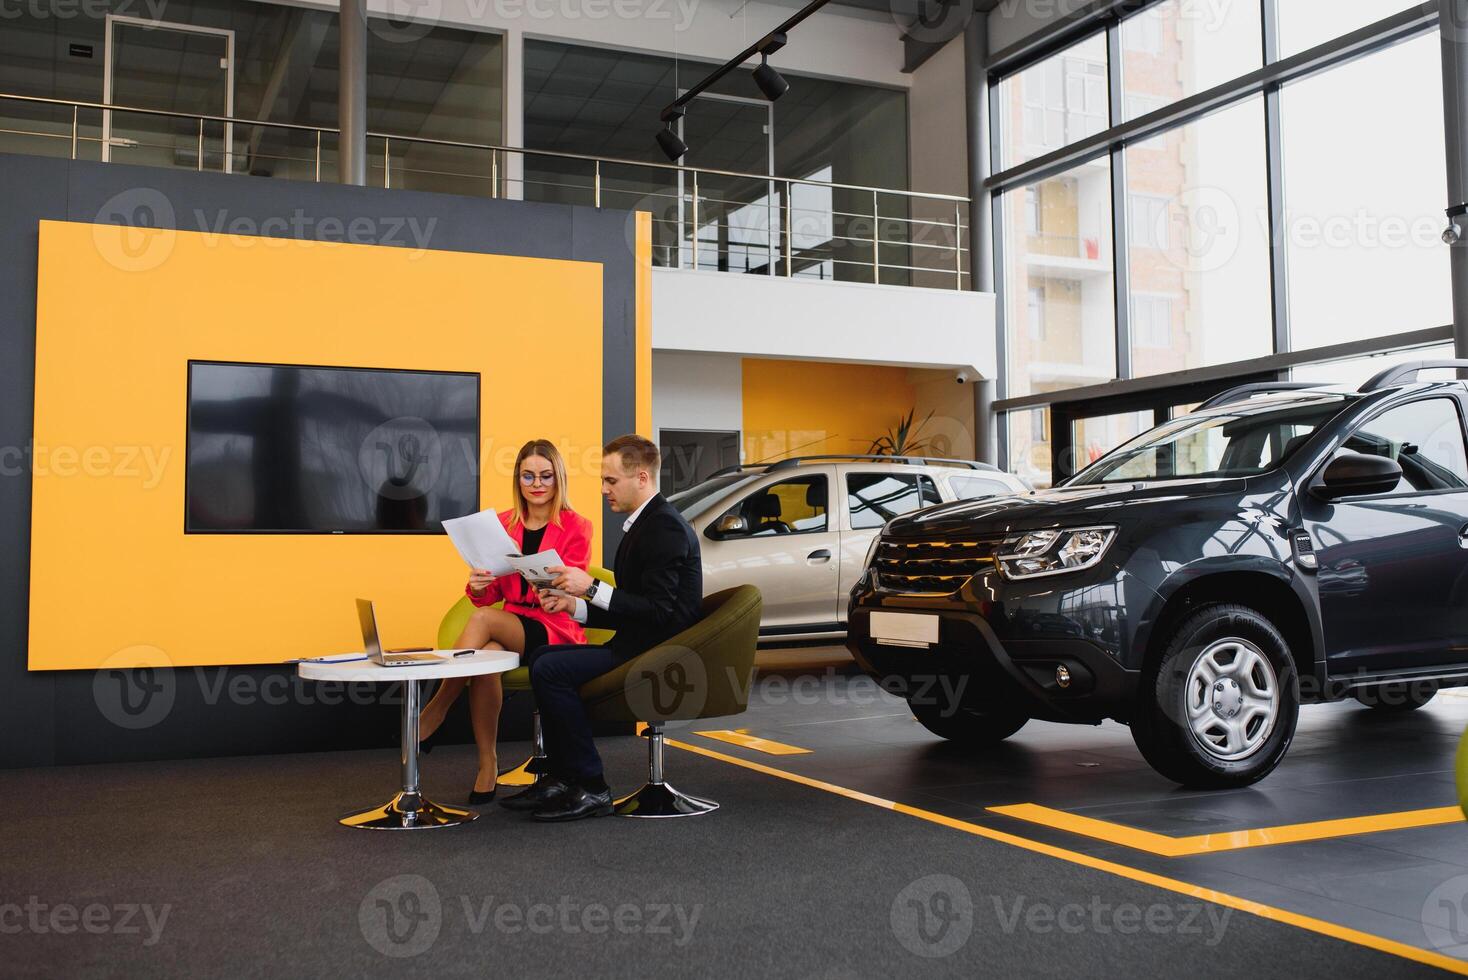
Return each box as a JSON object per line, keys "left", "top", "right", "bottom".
{"left": 435, "top": 565, "right": 615, "bottom": 786}
{"left": 1458, "top": 726, "right": 1467, "bottom": 818}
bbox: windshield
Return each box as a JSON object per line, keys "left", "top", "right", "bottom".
{"left": 1067, "top": 393, "right": 1357, "bottom": 485}
{"left": 666, "top": 473, "right": 757, "bottom": 516}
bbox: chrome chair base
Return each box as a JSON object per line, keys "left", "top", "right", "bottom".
{"left": 614, "top": 781, "right": 719, "bottom": 818}
{"left": 497, "top": 757, "right": 538, "bottom": 787}
{"left": 340, "top": 791, "right": 480, "bottom": 830}
{"left": 499, "top": 710, "right": 551, "bottom": 787}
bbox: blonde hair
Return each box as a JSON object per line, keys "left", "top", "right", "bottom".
{"left": 509, "top": 439, "right": 571, "bottom": 529}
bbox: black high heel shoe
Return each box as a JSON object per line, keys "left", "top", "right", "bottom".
{"left": 468, "top": 784, "right": 497, "bottom": 805}
{"left": 418, "top": 726, "right": 441, "bottom": 755}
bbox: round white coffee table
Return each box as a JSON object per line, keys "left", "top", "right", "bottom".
{"left": 298, "top": 650, "right": 519, "bottom": 830}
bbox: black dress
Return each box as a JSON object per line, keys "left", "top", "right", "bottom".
{"left": 513, "top": 524, "right": 550, "bottom": 654}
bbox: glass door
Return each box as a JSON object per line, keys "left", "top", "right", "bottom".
{"left": 104, "top": 16, "right": 234, "bottom": 172}
{"left": 678, "top": 93, "right": 776, "bottom": 274}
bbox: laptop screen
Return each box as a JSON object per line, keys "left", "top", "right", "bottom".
{"left": 355, "top": 599, "right": 384, "bottom": 661}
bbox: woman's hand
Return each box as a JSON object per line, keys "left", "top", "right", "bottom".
{"left": 540, "top": 592, "right": 576, "bottom": 615}
{"left": 467, "top": 569, "right": 496, "bottom": 596}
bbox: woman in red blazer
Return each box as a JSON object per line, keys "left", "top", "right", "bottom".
{"left": 418, "top": 438, "right": 593, "bottom": 803}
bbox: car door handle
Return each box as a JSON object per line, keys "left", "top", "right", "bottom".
{"left": 807, "top": 549, "right": 832, "bottom": 563}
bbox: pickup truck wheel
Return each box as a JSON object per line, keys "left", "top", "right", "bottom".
{"left": 1131, "top": 603, "right": 1299, "bottom": 789}
{"left": 909, "top": 698, "right": 1027, "bottom": 744}
{"left": 1353, "top": 682, "right": 1438, "bottom": 712}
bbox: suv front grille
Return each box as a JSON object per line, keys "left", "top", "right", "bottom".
{"left": 873, "top": 538, "right": 1003, "bottom": 595}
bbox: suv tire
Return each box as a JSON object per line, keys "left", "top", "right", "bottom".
{"left": 1131, "top": 603, "right": 1299, "bottom": 789}
{"left": 1352, "top": 682, "right": 1438, "bottom": 712}
{"left": 909, "top": 698, "right": 1028, "bottom": 744}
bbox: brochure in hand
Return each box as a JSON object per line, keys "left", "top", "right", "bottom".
{"left": 441, "top": 510, "right": 568, "bottom": 593}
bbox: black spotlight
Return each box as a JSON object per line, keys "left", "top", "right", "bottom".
{"left": 753, "top": 56, "right": 788, "bottom": 102}
{"left": 656, "top": 124, "right": 688, "bottom": 162}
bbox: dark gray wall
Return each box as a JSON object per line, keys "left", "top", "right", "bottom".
{"left": 0, "top": 153, "right": 642, "bottom": 768}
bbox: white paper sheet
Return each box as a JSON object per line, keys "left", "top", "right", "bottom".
{"left": 441, "top": 510, "right": 520, "bottom": 576}
{"left": 506, "top": 550, "right": 565, "bottom": 593}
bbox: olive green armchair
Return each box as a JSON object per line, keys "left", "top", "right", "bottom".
{"left": 582, "top": 585, "right": 763, "bottom": 817}
{"left": 436, "top": 566, "right": 615, "bottom": 787}
{"left": 1458, "top": 726, "right": 1467, "bottom": 818}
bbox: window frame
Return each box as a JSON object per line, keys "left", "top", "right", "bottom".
{"left": 988, "top": 1, "right": 1443, "bottom": 478}
{"left": 717, "top": 473, "right": 832, "bottom": 538}
{"left": 843, "top": 470, "right": 939, "bottom": 531}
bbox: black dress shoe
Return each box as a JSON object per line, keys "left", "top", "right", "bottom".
{"left": 532, "top": 785, "right": 614, "bottom": 822}
{"left": 418, "top": 727, "right": 441, "bottom": 754}
{"left": 468, "top": 785, "right": 497, "bottom": 805}
{"left": 500, "top": 777, "right": 572, "bottom": 812}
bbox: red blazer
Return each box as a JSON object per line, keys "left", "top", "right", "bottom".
{"left": 465, "top": 508, "right": 592, "bottom": 648}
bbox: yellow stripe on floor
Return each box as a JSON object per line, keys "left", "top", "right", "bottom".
{"left": 692, "top": 729, "right": 812, "bottom": 755}
{"left": 989, "top": 803, "right": 1466, "bottom": 857}
{"left": 665, "top": 738, "right": 1468, "bottom": 976}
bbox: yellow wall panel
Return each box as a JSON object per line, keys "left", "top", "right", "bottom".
{"left": 31, "top": 221, "right": 605, "bottom": 670}
{"left": 741, "top": 358, "right": 916, "bottom": 463}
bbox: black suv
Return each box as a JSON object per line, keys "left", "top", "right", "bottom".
{"left": 847, "top": 362, "right": 1468, "bottom": 788}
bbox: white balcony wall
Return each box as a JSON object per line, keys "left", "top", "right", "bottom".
{"left": 651, "top": 268, "right": 997, "bottom": 377}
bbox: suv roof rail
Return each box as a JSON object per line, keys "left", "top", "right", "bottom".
{"left": 1197, "top": 382, "right": 1323, "bottom": 410}
{"left": 706, "top": 463, "right": 770, "bottom": 478}
{"left": 764, "top": 454, "right": 997, "bottom": 473}
{"left": 1359, "top": 359, "right": 1468, "bottom": 392}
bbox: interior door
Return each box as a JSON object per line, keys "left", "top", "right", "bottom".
{"left": 105, "top": 16, "right": 234, "bottom": 172}
{"left": 700, "top": 474, "right": 840, "bottom": 632}
{"left": 1303, "top": 396, "right": 1468, "bottom": 676}
{"left": 678, "top": 93, "right": 776, "bottom": 274}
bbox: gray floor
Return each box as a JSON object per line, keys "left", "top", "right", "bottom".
{"left": 0, "top": 671, "right": 1462, "bottom": 977}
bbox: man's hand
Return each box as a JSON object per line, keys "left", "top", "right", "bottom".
{"left": 549, "top": 565, "right": 594, "bottom": 597}
{"left": 467, "top": 568, "right": 496, "bottom": 597}
{"left": 540, "top": 592, "right": 576, "bottom": 615}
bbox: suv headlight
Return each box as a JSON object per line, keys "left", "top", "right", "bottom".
{"left": 997, "top": 526, "right": 1116, "bottom": 580}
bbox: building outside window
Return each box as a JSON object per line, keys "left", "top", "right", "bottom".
{"left": 993, "top": 0, "right": 1445, "bottom": 480}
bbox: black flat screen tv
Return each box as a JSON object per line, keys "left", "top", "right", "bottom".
{"left": 186, "top": 360, "right": 479, "bottom": 533}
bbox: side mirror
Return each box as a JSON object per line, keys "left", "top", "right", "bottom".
{"left": 1314, "top": 453, "right": 1402, "bottom": 500}
{"left": 709, "top": 514, "right": 749, "bottom": 539}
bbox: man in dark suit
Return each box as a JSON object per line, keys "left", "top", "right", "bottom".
{"left": 501, "top": 434, "right": 703, "bottom": 822}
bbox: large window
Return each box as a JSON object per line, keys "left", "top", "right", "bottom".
{"left": 1000, "top": 33, "right": 1108, "bottom": 168}
{"left": 1276, "top": 0, "right": 1418, "bottom": 57}
{"left": 1009, "top": 408, "right": 1054, "bottom": 489}
{"left": 1005, "top": 159, "right": 1117, "bottom": 400}
{"left": 1120, "top": 0, "right": 1261, "bottom": 121}
{"left": 1281, "top": 32, "right": 1449, "bottom": 349}
{"left": 1124, "top": 97, "right": 1272, "bottom": 377}
{"left": 992, "top": 2, "right": 1448, "bottom": 480}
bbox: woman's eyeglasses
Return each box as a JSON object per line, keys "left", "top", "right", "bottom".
{"left": 519, "top": 471, "right": 556, "bottom": 486}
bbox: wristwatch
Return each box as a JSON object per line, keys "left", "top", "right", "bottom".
{"left": 585, "top": 579, "right": 601, "bottom": 603}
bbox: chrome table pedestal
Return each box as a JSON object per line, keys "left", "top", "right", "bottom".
{"left": 296, "top": 649, "right": 519, "bottom": 830}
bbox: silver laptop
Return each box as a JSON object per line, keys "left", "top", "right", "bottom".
{"left": 356, "top": 599, "right": 444, "bottom": 667}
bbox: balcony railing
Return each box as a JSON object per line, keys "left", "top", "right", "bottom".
{"left": 0, "top": 92, "right": 970, "bottom": 290}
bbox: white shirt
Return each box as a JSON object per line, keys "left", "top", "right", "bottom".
{"left": 572, "top": 493, "right": 656, "bottom": 624}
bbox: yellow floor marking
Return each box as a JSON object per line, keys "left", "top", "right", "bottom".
{"left": 988, "top": 803, "right": 1466, "bottom": 857}
{"left": 666, "top": 738, "right": 1468, "bottom": 975}
{"left": 692, "top": 729, "right": 812, "bottom": 755}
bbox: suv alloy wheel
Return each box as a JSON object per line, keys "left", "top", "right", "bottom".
{"left": 1131, "top": 603, "right": 1300, "bottom": 788}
